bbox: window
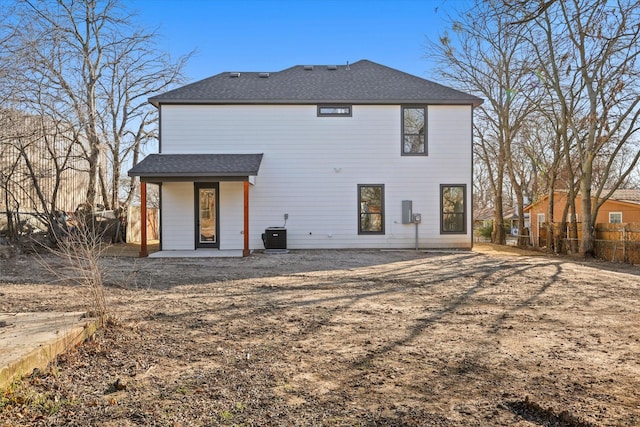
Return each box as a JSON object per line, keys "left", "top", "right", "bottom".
{"left": 318, "top": 105, "right": 352, "bottom": 117}
{"left": 402, "top": 106, "right": 426, "bottom": 155}
{"left": 358, "top": 184, "right": 384, "bottom": 234}
{"left": 609, "top": 212, "right": 622, "bottom": 223}
{"left": 440, "top": 184, "right": 466, "bottom": 233}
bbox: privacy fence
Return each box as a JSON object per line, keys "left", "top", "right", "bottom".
{"left": 538, "top": 222, "right": 640, "bottom": 264}
{"left": 126, "top": 207, "right": 159, "bottom": 243}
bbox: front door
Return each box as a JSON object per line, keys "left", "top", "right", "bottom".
{"left": 195, "top": 183, "right": 219, "bottom": 248}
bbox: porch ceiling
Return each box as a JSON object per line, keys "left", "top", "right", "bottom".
{"left": 128, "top": 153, "right": 263, "bottom": 182}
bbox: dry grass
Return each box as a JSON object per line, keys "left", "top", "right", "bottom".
{"left": 1, "top": 248, "right": 639, "bottom": 426}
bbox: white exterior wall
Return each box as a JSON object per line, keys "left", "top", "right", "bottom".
{"left": 161, "top": 182, "right": 194, "bottom": 250}
{"left": 159, "top": 104, "right": 473, "bottom": 250}
{"left": 219, "top": 182, "right": 244, "bottom": 250}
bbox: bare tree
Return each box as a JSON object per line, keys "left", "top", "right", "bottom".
{"left": 528, "top": 117, "right": 563, "bottom": 249}
{"left": 0, "top": 117, "right": 23, "bottom": 242}
{"left": 426, "top": 0, "right": 540, "bottom": 245}
{"left": 510, "top": 0, "right": 640, "bottom": 256}
{"left": 96, "top": 31, "right": 189, "bottom": 210}
{"left": 4, "top": 0, "right": 189, "bottom": 213}
{"left": 0, "top": 108, "right": 88, "bottom": 242}
{"left": 473, "top": 117, "right": 507, "bottom": 243}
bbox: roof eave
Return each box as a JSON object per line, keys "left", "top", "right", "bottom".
{"left": 150, "top": 98, "right": 483, "bottom": 107}
{"left": 128, "top": 171, "right": 258, "bottom": 177}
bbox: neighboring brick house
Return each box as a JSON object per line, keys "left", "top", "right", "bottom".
{"left": 129, "top": 60, "right": 482, "bottom": 256}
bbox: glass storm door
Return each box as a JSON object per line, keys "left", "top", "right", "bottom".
{"left": 195, "top": 183, "right": 219, "bottom": 248}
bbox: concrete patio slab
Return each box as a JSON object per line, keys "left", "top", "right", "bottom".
{"left": 0, "top": 312, "right": 99, "bottom": 390}
{"left": 149, "top": 249, "right": 245, "bottom": 258}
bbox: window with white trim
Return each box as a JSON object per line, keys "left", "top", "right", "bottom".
{"left": 609, "top": 212, "right": 622, "bottom": 223}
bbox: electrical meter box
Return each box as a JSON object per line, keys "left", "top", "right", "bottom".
{"left": 413, "top": 213, "right": 422, "bottom": 223}
{"left": 402, "top": 200, "right": 413, "bottom": 224}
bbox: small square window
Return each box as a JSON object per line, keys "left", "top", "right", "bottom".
{"left": 537, "top": 213, "right": 545, "bottom": 226}
{"left": 609, "top": 212, "right": 622, "bottom": 223}
{"left": 318, "top": 105, "right": 352, "bottom": 117}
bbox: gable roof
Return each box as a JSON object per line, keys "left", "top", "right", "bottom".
{"left": 128, "top": 154, "right": 263, "bottom": 181}
{"left": 149, "top": 60, "right": 483, "bottom": 107}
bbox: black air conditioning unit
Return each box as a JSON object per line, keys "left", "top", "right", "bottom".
{"left": 262, "top": 227, "right": 287, "bottom": 250}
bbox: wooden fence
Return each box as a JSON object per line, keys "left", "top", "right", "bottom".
{"left": 538, "top": 222, "right": 640, "bottom": 264}
{"left": 594, "top": 223, "right": 640, "bottom": 264}
{"left": 126, "top": 207, "right": 159, "bottom": 243}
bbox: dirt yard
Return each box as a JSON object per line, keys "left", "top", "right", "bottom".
{"left": 0, "top": 246, "right": 639, "bottom": 426}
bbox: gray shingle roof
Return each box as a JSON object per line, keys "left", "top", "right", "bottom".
{"left": 149, "top": 60, "right": 483, "bottom": 106}
{"left": 610, "top": 189, "right": 640, "bottom": 204}
{"left": 128, "top": 154, "right": 263, "bottom": 179}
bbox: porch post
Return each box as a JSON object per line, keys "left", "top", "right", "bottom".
{"left": 243, "top": 180, "right": 250, "bottom": 257}
{"left": 139, "top": 181, "right": 149, "bottom": 258}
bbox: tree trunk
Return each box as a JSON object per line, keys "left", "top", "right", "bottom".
{"left": 515, "top": 191, "right": 526, "bottom": 247}
{"left": 579, "top": 172, "right": 595, "bottom": 257}
{"left": 493, "top": 192, "right": 506, "bottom": 244}
{"left": 99, "top": 164, "right": 110, "bottom": 210}
{"left": 546, "top": 180, "right": 555, "bottom": 252}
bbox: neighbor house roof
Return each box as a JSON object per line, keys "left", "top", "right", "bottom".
{"left": 149, "top": 59, "right": 483, "bottom": 107}
{"left": 610, "top": 189, "right": 640, "bottom": 204}
{"left": 128, "top": 154, "right": 263, "bottom": 181}
{"left": 474, "top": 206, "right": 525, "bottom": 221}
{"left": 524, "top": 189, "right": 640, "bottom": 212}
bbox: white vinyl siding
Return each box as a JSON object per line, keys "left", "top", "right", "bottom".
{"left": 160, "top": 104, "right": 473, "bottom": 250}
{"left": 161, "top": 182, "right": 194, "bottom": 250}
{"left": 218, "top": 182, "right": 245, "bottom": 250}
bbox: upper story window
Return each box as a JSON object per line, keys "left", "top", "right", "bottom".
{"left": 402, "top": 106, "right": 427, "bottom": 155}
{"left": 609, "top": 212, "right": 622, "bottom": 223}
{"left": 358, "top": 184, "right": 385, "bottom": 234}
{"left": 318, "top": 105, "right": 352, "bottom": 117}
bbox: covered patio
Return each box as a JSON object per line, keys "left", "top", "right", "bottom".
{"left": 128, "top": 153, "right": 263, "bottom": 258}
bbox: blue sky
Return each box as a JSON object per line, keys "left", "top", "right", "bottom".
{"left": 129, "top": 0, "right": 469, "bottom": 83}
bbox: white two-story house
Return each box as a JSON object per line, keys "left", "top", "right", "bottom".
{"left": 129, "top": 60, "right": 482, "bottom": 256}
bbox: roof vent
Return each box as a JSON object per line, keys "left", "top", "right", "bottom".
{"left": 258, "top": 72, "right": 270, "bottom": 78}
{"left": 303, "top": 65, "right": 313, "bottom": 70}
{"left": 327, "top": 65, "right": 338, "bottom": 70}
{"left": 229, "top": 72, "right": 241, "bottom": 78}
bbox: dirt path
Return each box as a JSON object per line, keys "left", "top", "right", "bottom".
{"left": 1, "top": 247, "right": 639, "bottom": 426}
